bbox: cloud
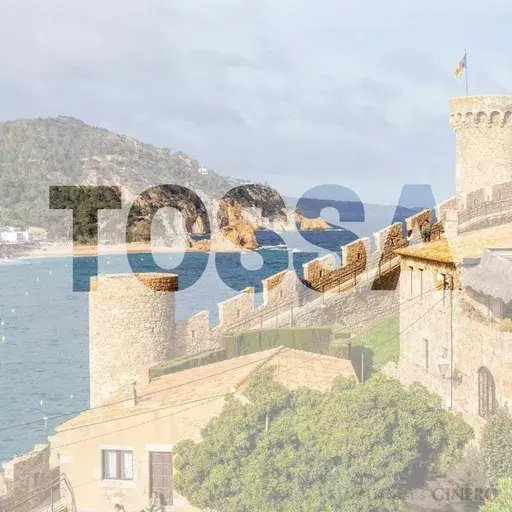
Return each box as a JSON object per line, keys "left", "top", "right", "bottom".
{"left": 0, "top": 0, "right": 510, "bottom": 203}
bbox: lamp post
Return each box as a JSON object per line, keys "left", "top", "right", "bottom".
{"left": 437, "top": 357, "right": 450, "bottom": 378}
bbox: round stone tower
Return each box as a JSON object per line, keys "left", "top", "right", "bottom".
{"left": 89, "top": 273, "right": 178, "bottom": 408}
{"left": 450, "top": 96, "right": 512, "bottom": 197}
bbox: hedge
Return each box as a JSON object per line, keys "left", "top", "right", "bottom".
{"left": 220, "top": 326, "right": 351, "bottom": 359}
{"left": 149, "top": 326, "right": 352, "bottom": 381}
{"left": 149, "top": 348, "right": 227, "bottom": 380}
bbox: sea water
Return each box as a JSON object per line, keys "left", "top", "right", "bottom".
{"left": 0, "top": 229, "right": 355, "bottom": 463}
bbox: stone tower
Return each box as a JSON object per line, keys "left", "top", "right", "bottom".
{"left": 89, "top": 273, "right": 178, "bottom": 407}
{"left": 450, "top": 95, "right": 512, "bottom": 197}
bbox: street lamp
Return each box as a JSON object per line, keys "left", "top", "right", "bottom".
{"left": 437, "top": 357, "right": 450, "bottom": 378}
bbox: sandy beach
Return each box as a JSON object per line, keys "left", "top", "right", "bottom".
{"left": 18, "top": 241, "right": 250, "bottom": 259}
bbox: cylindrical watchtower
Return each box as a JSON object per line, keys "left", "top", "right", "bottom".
{"left": 450, "top": 96, "right": 512, "bottom": 197}
{"left": 89, "top": 273, "right": 178, "bottom": 407}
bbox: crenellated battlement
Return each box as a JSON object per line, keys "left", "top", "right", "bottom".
{"left": 450, "top": 177, "right": 512, "bottom": 233}
{"left": 450, "top": 96, "right": 512, "bottom": 130}
{"left": 450, "top": 110, "right": 512, "bottom": 129}
{"left": 89, "top": 201, "right": 450, "bottom": 395}
{"left": 168, "top": 205, "right": 445, "bottom": 357}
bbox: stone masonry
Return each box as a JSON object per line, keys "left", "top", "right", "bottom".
{"left": 89, "top": 273, "right": 178, "bottom": 407}
{"left": 450, "top": 96, "right": 512, "bottom": 196}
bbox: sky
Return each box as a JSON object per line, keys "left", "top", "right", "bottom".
{"left": 0, "top": 0, "right": 511, "bottom": 206}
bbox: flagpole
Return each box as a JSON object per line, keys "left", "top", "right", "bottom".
{"left": 465, "top": 49, "right": 468, "bottom": 96}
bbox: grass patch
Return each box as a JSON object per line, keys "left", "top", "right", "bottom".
{"left": 349, "top": 316, "right": 399, "bottom": 379}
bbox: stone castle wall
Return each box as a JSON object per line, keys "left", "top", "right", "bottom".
{"left": 0, "top": 444, "right": 60, "bottom": 512}
{"left": 455, "top": 178, "right": 512, "bottom": 233}
{"left": 450, "top": 96, "right": 512, "bottom": 197}
{"left": 90, "top": 203, "right": 448, "bottom": 395}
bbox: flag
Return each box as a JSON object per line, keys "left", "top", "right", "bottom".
{"left": 454, "top": 53, "right": 466, "bottom": 78}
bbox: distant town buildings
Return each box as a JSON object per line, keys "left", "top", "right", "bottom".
{"left": 0, "top": 227, "right": 33, "bottom": 244}
{"left": 0, "top": 227, "right": 44, "bottom": 245}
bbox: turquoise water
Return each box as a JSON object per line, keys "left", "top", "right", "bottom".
{"left": 0, "top": 229, "right": 356, "bottom": 463}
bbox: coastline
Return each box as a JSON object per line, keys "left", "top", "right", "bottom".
{"left": 17, "top": 242, "right": 252, "bottom": 259}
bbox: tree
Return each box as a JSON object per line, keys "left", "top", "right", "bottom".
{"left": 174, "top": 370, "right": 473, "bottom": 512}
{"left": 481, "top": 408, "right": 512, "bottom": 486}
{"left": 480, "top": 477, "right": 512, "bottom": 512}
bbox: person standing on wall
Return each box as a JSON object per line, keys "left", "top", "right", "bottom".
{"left": 422, "top": 220, "right": 432, "bottom": 243}
{"left": 297, "top": 277, "right": 313, "bottom": 306}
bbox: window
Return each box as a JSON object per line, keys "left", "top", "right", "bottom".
{"left": 478, "top": 367, "right": 496, "bottom": 419}
{"left": 419, "top": 269, "right": 424, "bottom": 298}
{"left": 423, "top": 338, "right": 429, "bottom": 371}
{"left": 102, "top": 450, "right": 133, "bottom": 480}
{"left": 190, "top": 330, "right": 196, "bottom": 339}
{"left": 409, "top": 266, "right": 414, "bottom": 295}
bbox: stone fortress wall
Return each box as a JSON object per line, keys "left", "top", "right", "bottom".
{"left": 87, "top": 129, "right": 512, "bottom": 409}
{"left": 0, "top": 445, "right": 60, "bottom": 512}
{"left": 89, "top": 202, "right": 456, "bottom": 404}
{"left": 137, "top": 167, "right": 512, "bottom": 389}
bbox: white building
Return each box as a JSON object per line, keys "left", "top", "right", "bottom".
{"left": 0, "top": 227, "right": 34, "bottom": 244}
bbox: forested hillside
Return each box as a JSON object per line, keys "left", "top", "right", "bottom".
{"left": 0, "top": 116, "right": 245, "bottom": 239}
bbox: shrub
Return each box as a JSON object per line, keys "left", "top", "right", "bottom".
{"left": 220, "top": 326, "right": 337, "bottom": 358}
{"left": 149, "top": 348, "right": 227, "bottom": 379}
{"left": 328, "top": 338, "right": 351, "bottom": 359}
{"left": 479, "top": 477, "right": 512, "bottom": 511}
{"left": 481, "top": 408, "right": 512, "bottom": 485}
{"left": 498, "top": 318, "right": 512, "bottom": 332}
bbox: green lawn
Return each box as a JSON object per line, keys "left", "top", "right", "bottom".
{"left": 348, "top": 316, "right": 399, "bottom": 380}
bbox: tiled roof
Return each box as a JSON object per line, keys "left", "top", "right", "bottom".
{"left": 395, "top": 223, "right": 512, "bottom": 264}
{"left": 56, "top": 348, "right": 356, "bottom": 430}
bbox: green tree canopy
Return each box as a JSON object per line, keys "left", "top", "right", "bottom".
{"left": 174, "top": 370, "right": 473, "bottom": 512}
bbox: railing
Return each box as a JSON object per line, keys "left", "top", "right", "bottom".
{"left": 458, "top": 197, "right": 512, "bottom": 233}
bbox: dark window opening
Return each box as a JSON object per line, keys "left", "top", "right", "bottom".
{"left": 478, "top": 367, "right": 496, "bottom": 419}
{"left": 102, "top": 449, "right": 133, "bottom": 480}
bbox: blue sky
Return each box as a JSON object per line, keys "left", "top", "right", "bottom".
{"left": 0, "top": 0, "right": 510, "bottom": 205}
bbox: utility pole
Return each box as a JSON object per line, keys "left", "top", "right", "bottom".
{"left": 450, "top": 279, "right": 454, "bottom": 410}
{"left": 40, "top": 400, "right": 48, "bottom": 442}
{"left": 361, "top": 345, "right": 364, "bottom": 383}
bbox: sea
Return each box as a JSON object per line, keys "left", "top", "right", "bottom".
{"left": 0, "top": 229, "right": 361, "bottom": 464}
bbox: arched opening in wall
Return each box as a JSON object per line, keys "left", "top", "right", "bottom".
{"left": 478, "top": 366, "right": 496, "bottom": 419}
